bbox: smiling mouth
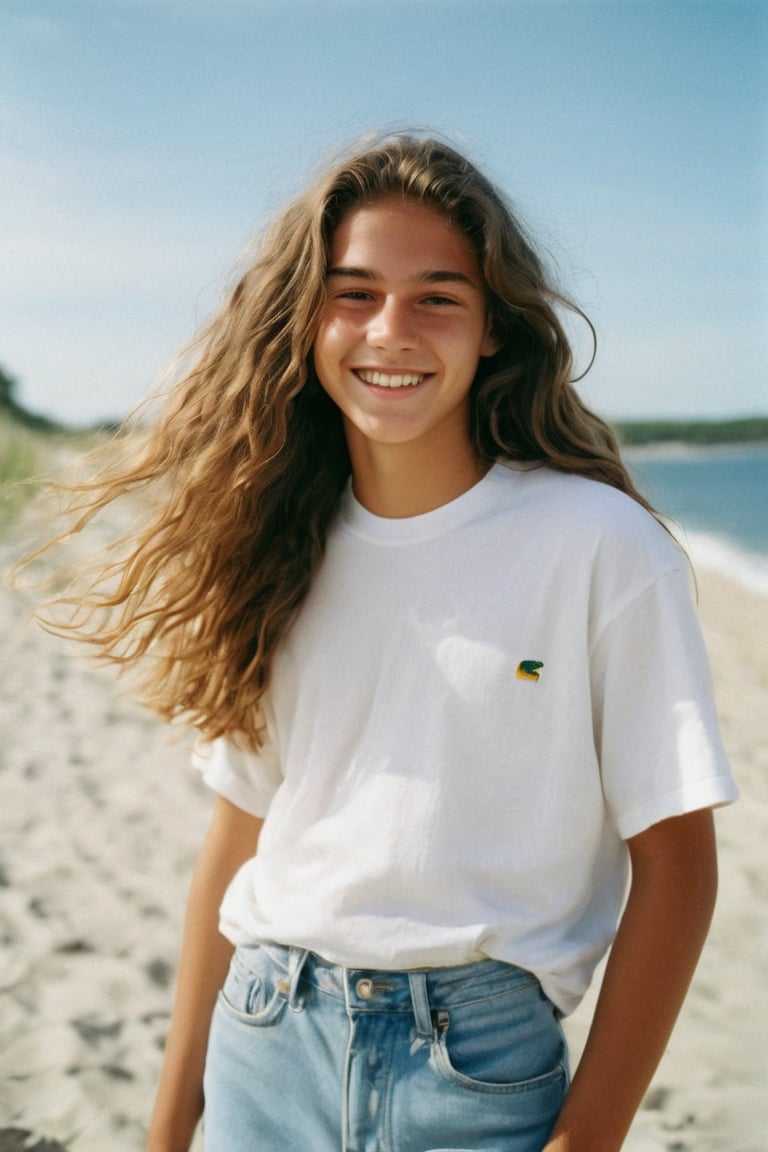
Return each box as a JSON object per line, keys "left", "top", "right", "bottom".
{"left": 355, "top": 369, "right": 427, "bottom": 389}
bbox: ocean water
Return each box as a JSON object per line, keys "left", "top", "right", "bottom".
{"left": 627, "top": 445, "right": 768, "bottom": 596}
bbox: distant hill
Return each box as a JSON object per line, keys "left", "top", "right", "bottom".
{"left": 0, "top": 364, "right": 66, "bottom": 433}
{"left": 0, "top": 363, "right": 124, "bottom": 435}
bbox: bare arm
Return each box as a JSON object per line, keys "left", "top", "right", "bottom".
{"left": 146, "top": 795, "right": 264, "bottom": 1152}
{"left": 544, "top": 807, "right": 718, "bottom": 1152}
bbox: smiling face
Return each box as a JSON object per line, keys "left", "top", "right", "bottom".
{"left": 313, "top": 197, "right": 497, "bottom": 474}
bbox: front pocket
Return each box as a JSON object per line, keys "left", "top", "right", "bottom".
{"left": 430, "top": 984, "right": 568, "bottom": 1096}
{"left": 216, "top": 948, "right": 288, "bottom": 1028}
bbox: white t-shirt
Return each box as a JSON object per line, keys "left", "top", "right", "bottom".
{"left": 195, "top": 463, "right": 736, "bottom": 1015}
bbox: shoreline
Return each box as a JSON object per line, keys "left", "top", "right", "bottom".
{"left": 622, "top": 438, "right": 768, "bottom": 461}
{"left": 679, "top": 531, "right": 768, "bottom": 599}
{"left": 623, "top": 444, "right": 768, "bottom": 596}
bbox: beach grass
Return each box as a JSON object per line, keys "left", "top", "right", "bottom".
{"left": 0, "top": 412, "right": 110, "bottom": 534}
{"left": 0, "top": 413, "right": 43, "bottom": 526}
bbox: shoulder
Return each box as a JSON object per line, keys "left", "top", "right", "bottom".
{"left": 495, "top": 462, "right": 652, "bottom": 523}
{"left": 489, "top": 464, "right": 689, "bottom": 628}
{"left": 494, "top": 462, "right": 683, "bottom": 566}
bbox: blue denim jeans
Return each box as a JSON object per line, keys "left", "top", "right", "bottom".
{"left": 203, "top": 944, "right": 569, "bottom": 1151}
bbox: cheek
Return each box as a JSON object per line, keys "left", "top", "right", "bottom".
{"left": 313, "top": 318, "right": 345, "bottom": 373}
{"left": 311, "top": 330, "right": 331, "bottom": 384}
{"left": 311, "top": 326, "right": 348, "bottom": 405}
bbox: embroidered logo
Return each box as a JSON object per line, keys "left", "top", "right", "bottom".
{"left": 516, "top": 660, "right": 544, "bottom": 681}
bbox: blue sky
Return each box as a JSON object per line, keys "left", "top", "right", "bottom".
{"left": 1, "top": 0, "right": 766, "bottom": 424}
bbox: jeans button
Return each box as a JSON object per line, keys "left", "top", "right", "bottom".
{"left": 356, "top": 978, "right": 374, "bottom": 999}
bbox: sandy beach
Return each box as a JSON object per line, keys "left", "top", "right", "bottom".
{"left": 1, "top": 529, "right": 765, "bottom": 1149}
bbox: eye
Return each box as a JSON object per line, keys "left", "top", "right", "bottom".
{"left": 421, "top": 294, "right": 460, "bottom": 307}
{"left": 336, "top": 289, "right": 374, "bottom": 301}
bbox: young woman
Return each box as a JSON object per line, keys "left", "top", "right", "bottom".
{"left": 40, "top": 134, "right": 736, "bottom": 1151}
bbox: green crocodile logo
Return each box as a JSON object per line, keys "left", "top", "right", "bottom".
{"left": 516, "top": 660, "right": 544, "bottom": 682}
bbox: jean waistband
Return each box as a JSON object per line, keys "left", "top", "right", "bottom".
{"left": 247, "top": 942, "right": 540, "bottom": 1026}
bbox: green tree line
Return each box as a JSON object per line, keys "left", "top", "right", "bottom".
{"left": 613, "top": 417, "right": 768, "bottom": 446}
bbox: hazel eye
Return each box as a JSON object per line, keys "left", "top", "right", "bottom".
{"left": 422, "top": 295, "right": 458, "bottom": 306}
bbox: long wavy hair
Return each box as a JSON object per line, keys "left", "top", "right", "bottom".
{"left": 33, "top": 132, "right": 661, "bottom": 749}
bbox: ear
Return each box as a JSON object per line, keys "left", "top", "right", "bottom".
{"left": 480, "top": 315, "right": 501, "bottom": 358}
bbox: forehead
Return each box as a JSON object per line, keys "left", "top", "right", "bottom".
{"left": 327, "top": 197, "right": 483, "bottom": 281}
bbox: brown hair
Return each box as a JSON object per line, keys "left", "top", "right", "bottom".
{"left": 31, "top": 132, "right": 661, "bottom": 749}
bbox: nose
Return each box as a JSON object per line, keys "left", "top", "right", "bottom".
{"left": 366, "top": 296, "right": 419, "bottom": 351}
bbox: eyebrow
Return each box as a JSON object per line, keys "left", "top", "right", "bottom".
{"left": 326, "top": 266, "right": 480, "bottom": 289}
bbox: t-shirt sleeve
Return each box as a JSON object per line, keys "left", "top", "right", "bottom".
{"left": 191, "top": 732, "right": 283, "bottom": 818}
{"left": 591, "top": 564, "right": 738, "bottom": 840}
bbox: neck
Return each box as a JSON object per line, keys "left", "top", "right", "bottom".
{"left": 346, "top": 434, "right": 487, "bottom": 518}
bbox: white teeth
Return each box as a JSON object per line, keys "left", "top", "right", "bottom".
{"left": 357, "top": 370, "right": 424, "bottom": 388}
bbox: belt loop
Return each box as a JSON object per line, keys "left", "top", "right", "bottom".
{"left": 408, "top": 972, "right": 433, "bottom": 1038}
{"left": 287, "top": 946, "right": 310, "bottom": 1012}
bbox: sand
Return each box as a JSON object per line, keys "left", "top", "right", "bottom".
{"left": 1, "top": 531, "right": 765, "bottom": 1150}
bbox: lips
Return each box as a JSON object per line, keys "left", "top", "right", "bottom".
{"left": 355, "top": 369, "right": 427, "bottom": 389}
